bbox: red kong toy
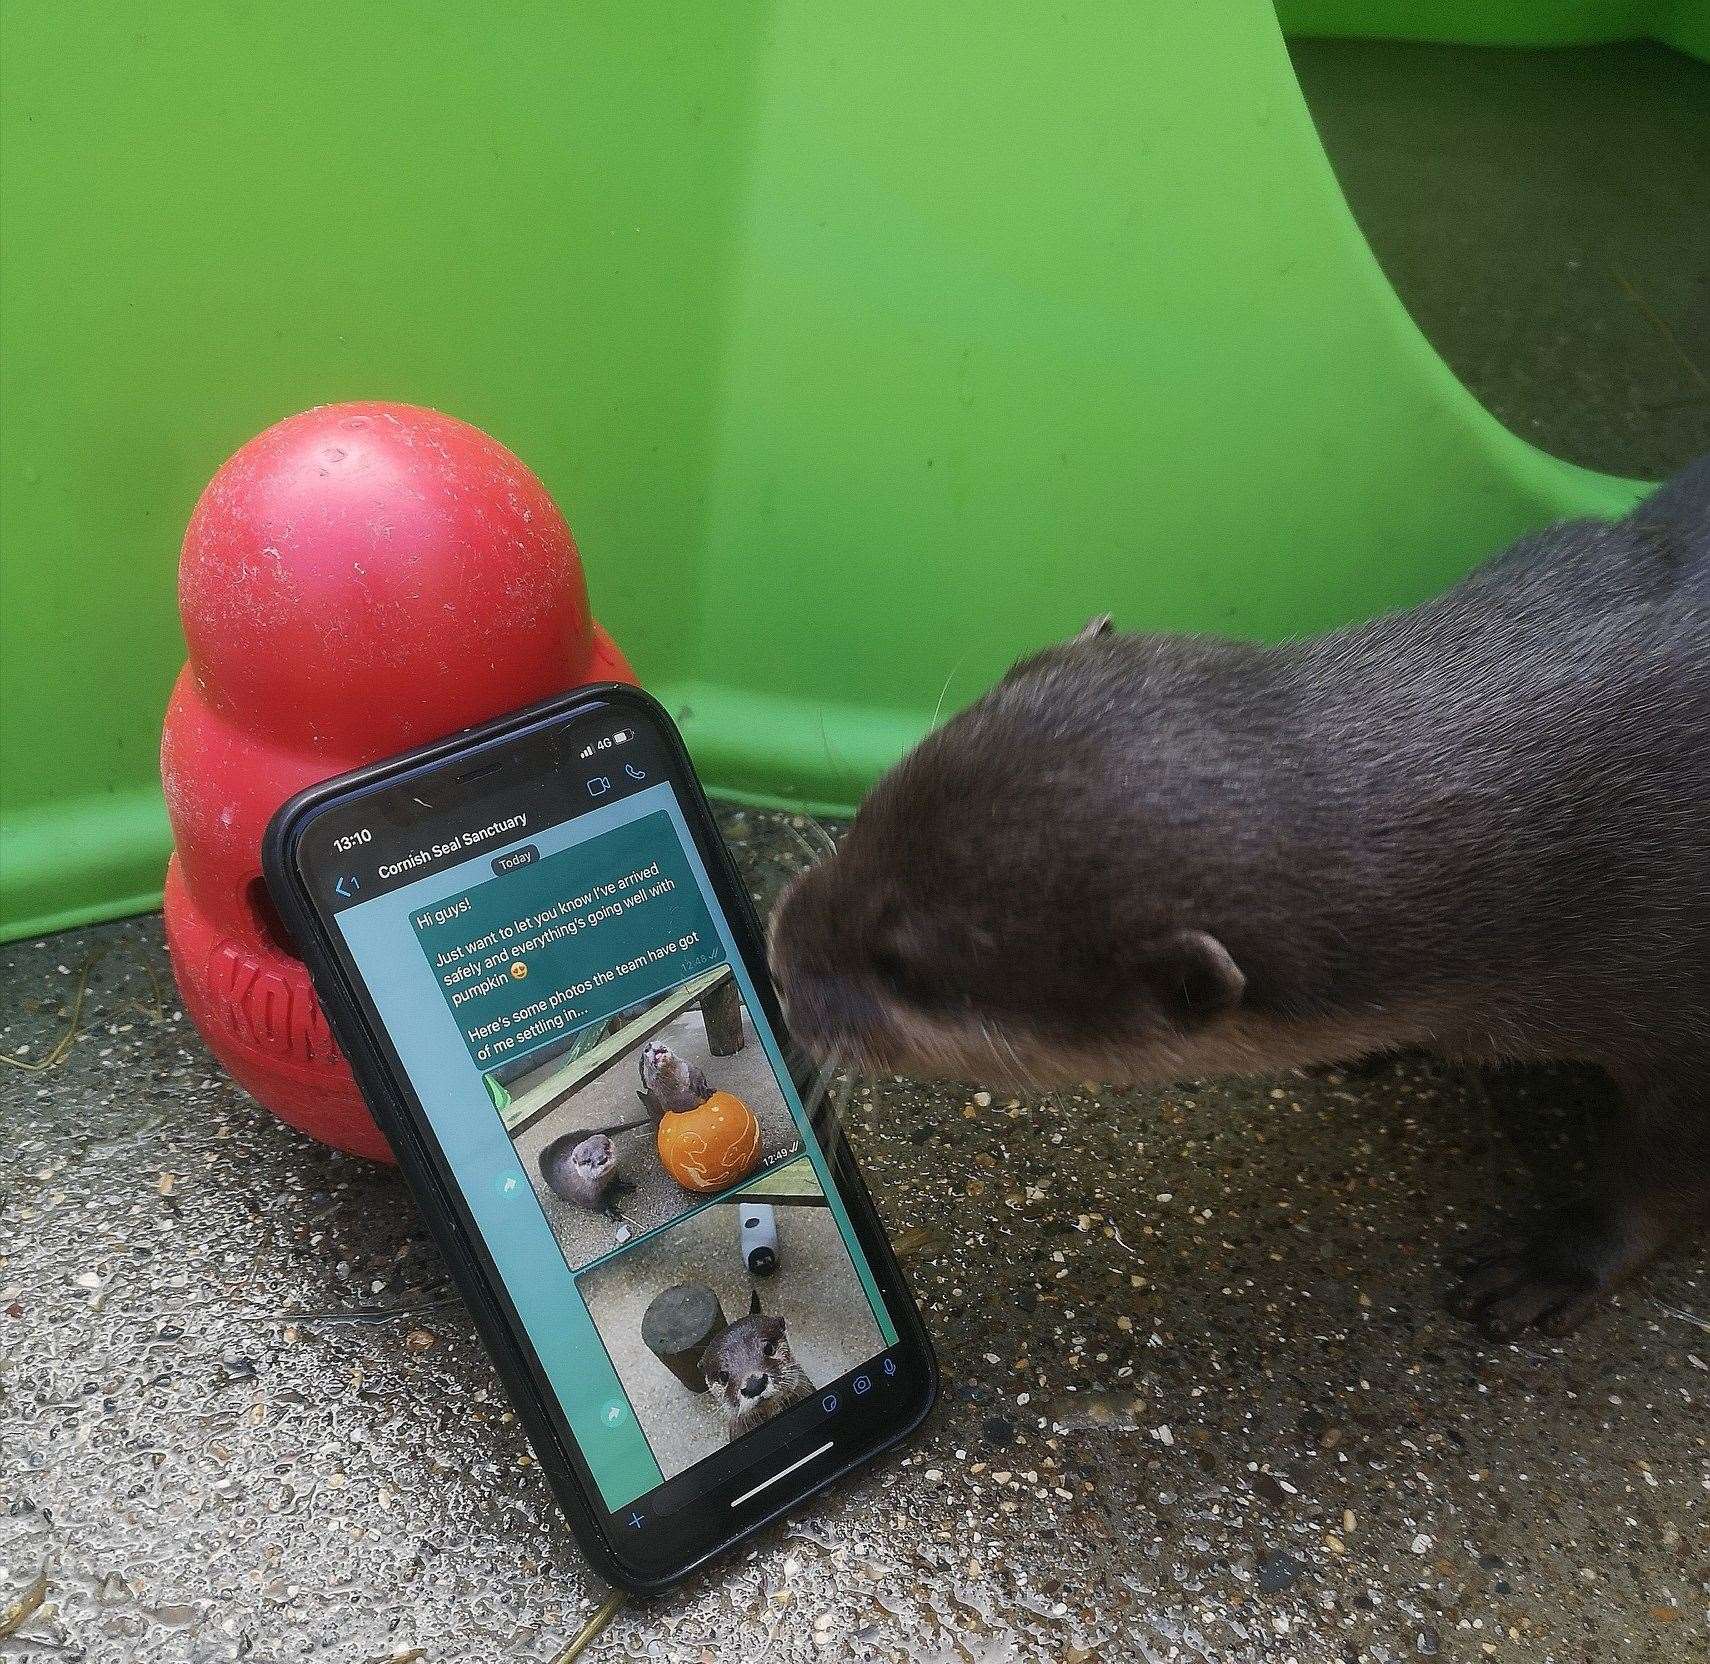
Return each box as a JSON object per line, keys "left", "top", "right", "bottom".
{"left": 161, "top": 403, "right": 635, "bottom": 1160}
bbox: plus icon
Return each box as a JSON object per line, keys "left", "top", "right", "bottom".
{"left": 626, "top": 1511, "right": 646, "bottom": 1530}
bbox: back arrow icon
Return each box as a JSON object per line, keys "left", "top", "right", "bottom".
{"left": 335, "top": 875, "right": 356, "bottom": 898}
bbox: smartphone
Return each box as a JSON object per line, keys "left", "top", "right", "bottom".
{"left": 263, "top": 685, "right": 936, "bottom": 1592}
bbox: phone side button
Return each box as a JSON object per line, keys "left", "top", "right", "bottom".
{"left": 729, "top": 1440, "right": 834, "bottom": 1509}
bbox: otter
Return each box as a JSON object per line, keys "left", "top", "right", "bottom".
{"left": 538, "top": 1131, "right": 619, "bottom": 1209}
{"left": 770, "top": 454, "right": 1709, "bottom": 1340}
{"left": 638, "top": 1040, "right": 712, "bottom": 1116}
{"left": 701, "top": 1290, "right": 814, "bottom": 1440}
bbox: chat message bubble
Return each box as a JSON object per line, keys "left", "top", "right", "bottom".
{"left": 412, "top": 810, "right": 725, "bottom": 1067}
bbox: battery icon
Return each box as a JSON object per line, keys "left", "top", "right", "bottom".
{"left": 612, "top": 729, "right": 633, "bottom": 745}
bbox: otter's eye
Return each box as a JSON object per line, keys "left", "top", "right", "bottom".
{"left": 762, "top": 1340, "right": 778, "bottom": 1358}
{"left": 870, "top": 948, "right": 910, "bottom": 994}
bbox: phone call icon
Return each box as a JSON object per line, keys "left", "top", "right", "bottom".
{"left": 624, "top": 762, "right": 646, "bottom": 781}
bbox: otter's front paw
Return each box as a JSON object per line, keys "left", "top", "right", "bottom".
{"left": 1447, "top": 1205, "right": 1644, "bottom": 1340}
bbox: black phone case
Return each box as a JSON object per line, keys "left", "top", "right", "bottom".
{"left": 261, "top": 682, "right": 937, "bottom": 1594}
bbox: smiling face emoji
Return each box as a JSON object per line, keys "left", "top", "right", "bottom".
{"left": 509, "top": 961, "right": 529, "bottom": 980}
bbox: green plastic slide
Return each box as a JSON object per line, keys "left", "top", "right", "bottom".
{"left": 1, "top": 1, "right": 1701, "bottom": 940}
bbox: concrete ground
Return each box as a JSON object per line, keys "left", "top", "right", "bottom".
{"left": 509, "top": 1004, "right": 800, "bottom": 1273}
{"left": 1290, "top": 38, "right": 1708, "bottom": 482}
{"left": 575, "top": 1157, "right": 883, "bottom": 1483}
{"left": 3, "top": 35, "right": 1708, "bottom": 1664}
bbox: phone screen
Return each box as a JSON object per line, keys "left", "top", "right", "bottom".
{"left": 286, "top": 701, "right": 922, "bottom": 1563}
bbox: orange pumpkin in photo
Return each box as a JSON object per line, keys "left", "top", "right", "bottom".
{"left": 656, "top": 1091, "right": 763, "bottom": 1194}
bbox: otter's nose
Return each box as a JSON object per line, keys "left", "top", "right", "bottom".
{"left": 740, "top": 1373, "right": 769, "bottom": 1399}
{"left": 775, "top": 955, "right": 893, "bottom": 1064}
{"left": 773, "top": 955, "right": 835, "bottom": 1041}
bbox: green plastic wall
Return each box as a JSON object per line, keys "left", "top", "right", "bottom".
{"left": 1, "top": 1, "right": 1695, "bottom": 942}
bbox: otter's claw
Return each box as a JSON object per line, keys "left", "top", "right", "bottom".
{"left": 1446, "top": 1203, "right": 1654, "bottom": 1340}
{"left": 1447, "top": 1252, "right": 1601, "bottom": 1339}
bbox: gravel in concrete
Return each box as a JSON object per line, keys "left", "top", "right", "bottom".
{"left": 3, "top": 805, "right": 1706, "bottom": 1661}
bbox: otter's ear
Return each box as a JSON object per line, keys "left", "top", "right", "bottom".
{"left": 1139, "top": 929, "right": 1245, "bottom": 1025}
{"left": 1072, "top": 613, "right": 1114, "bottom": 643}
